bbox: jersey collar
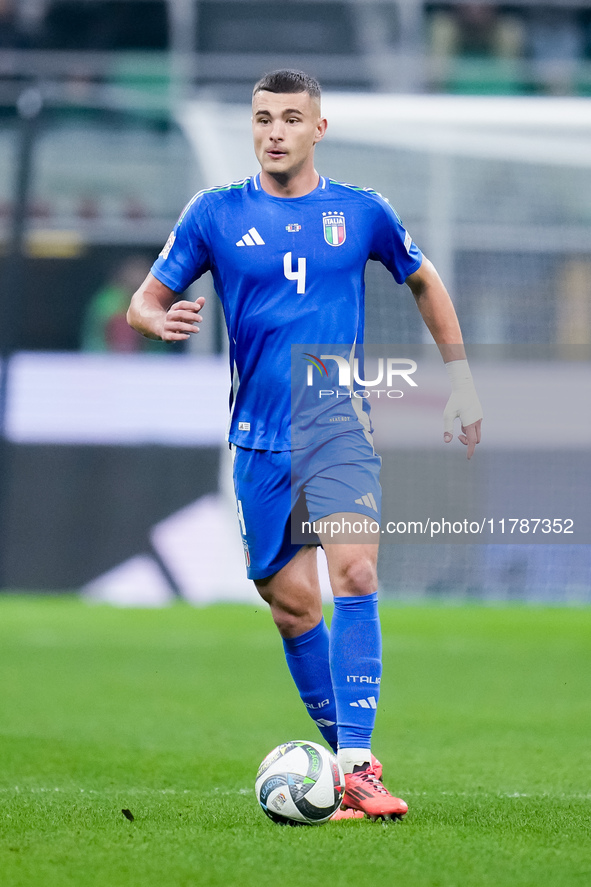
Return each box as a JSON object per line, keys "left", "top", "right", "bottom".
{"left": 253, "top": 173, "right": 327, "bottom": 194}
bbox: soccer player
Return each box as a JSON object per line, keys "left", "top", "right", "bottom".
{"left": 127, "top": 70, "right": 482, "bottom": 821}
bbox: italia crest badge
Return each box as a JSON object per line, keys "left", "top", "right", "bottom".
{"left": 323, "top": 212, "right": 346, "bottom": 246}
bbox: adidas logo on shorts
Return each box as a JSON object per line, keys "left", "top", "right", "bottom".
{"left": 355, "top": 493, "right": 378, "bottom": 511}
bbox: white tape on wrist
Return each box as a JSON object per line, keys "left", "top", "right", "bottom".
{"left": 443, "top": 359, "right": 483, "bottom": 432}
{"left": 445, "top": 358, "right": 472, "bottom": 389}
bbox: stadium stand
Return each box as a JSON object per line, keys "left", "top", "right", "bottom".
{"left": 0, "top": 1, "right": 590, "bottom": 98}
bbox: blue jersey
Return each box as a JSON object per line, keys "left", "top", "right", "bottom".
{"left": 151, "top": 173, "right": 422, "bottom": 451}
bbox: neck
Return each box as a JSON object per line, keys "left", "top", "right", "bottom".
{"left": 259, "top": 168, "right": 320, "bottom": 198}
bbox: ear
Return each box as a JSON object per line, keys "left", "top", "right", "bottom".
{"left": 314, "top": 116, "right": 328, "bottom": 145}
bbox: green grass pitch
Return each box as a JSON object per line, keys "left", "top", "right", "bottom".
{"left": 0, "top": 595, "right": 589, "bottom": 887}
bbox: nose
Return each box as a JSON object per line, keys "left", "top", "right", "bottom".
{"left": 269, "top": 119, "right": 285, "bottom": 142}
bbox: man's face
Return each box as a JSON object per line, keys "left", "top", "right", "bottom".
{"left": 252, "top": 90, "right": 326, "bottom": 180}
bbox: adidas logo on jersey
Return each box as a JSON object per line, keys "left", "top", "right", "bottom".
{"left": 350, "top": 696, "right": 377, "bottom": 709}
{"left": 236, "top": 227, "right": 265, "bottom": 246}
{"left": 355, "top": 493, "right": 378, "bottom": 511}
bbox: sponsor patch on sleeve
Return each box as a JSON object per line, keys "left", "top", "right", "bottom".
{"left": 404, "top": 230, "right": 413, "bottom": 254}
{"left": 159, "top": 231, "right": 176, "bottom": 260}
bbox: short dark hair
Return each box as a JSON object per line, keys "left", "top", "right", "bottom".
{"left": 252, "top": 70, "right": 321, "bottom": 101}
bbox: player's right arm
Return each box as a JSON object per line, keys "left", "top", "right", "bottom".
{"left": 127, "top": 272, "right": 205, "bottom": 342}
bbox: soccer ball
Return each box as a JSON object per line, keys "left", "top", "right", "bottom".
{"left": 255, "top": 740, "right": 344, "bottom": 825}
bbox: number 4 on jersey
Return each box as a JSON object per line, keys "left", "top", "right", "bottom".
{"left": 283, "top": 252, "right": 306, "bottom": 294}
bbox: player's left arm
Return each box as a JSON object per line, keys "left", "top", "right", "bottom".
{"left": 405, "top": 257, "right": 482, "bottom": 459}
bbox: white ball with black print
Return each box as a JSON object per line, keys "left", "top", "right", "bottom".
{"left": 255, "top": 740, "right": 345, "bottom": 825}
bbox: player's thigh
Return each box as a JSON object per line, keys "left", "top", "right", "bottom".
{"left": 302, "top": 430, "right": 382, "bottom": 537}
{"left": 298, "top": 431, "right": 382, "bottom": 595}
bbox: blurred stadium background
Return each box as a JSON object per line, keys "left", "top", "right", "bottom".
{"left": 0, "top": 0, "right": 589, "bottom": 604}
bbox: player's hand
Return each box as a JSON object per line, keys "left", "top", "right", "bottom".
{"left": 161, "top": 297, "right": 205, "bottom": 341}
{"left": 444, "top": 418, "right": 482, "bottom": 460}
{"left": 443, "top": 359, "right": 483, "bottom": 459}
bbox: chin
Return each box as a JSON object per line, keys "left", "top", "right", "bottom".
{"left": 264, "top": 163, "right": 290, "bottom": 176}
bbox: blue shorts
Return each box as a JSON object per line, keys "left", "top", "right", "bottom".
{"left": 232, "top": 428, "right": 382, "bottom": 580}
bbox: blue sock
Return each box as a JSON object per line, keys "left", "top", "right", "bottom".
{"left": 282, "top": 618, "right": 338, "bottom": 752}
{"left": 329, "top": 592, "right": 382, "bottom": 749}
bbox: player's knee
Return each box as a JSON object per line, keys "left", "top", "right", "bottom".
{"left": 270, "top": 600, "right": 322, "bottom": 639}
{"left": 255, "top": 582, "right": 322, "bottom": 639}
{"left": 271, "top": 608, "right": 305, "bottom": 638}
{"left": 333, "top": 556, "right": 377, "bottom": 597}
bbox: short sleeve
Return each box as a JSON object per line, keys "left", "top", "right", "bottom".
{"left": 151, "top": 194, "right": 212, "bottom": 293}
{"left": 368, "top": 193, "right": 423, "bottom": 284}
